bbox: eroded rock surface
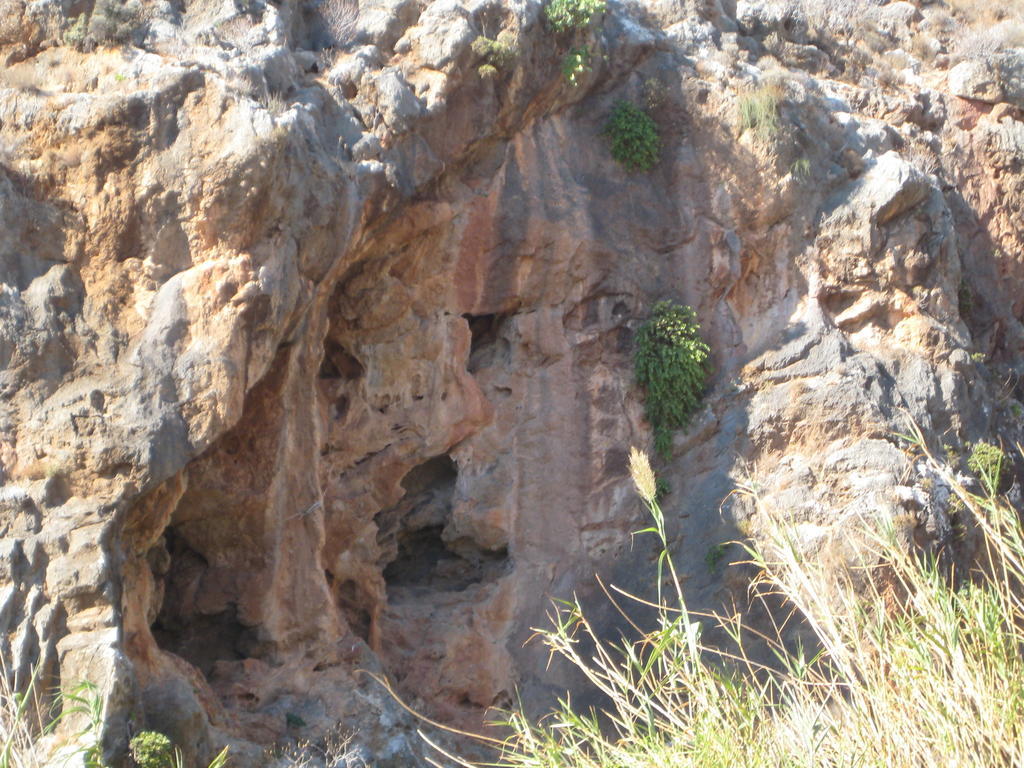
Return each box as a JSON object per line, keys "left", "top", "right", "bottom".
{"left": 0, "top": 0, "right": 1022, "bottom": 765}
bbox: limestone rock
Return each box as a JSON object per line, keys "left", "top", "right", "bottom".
{"left": 949, "top": 59, "right": 1003, "bottom": 104}
{"left": 0, "top": 1, "right": 1020, "bottom": 767}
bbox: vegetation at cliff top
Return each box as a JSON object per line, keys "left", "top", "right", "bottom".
{"left": 439, "top": 435, "right": 1024, "bottom": 768}
{"left": 544, "top": 0, "right": 606, "bottom": 33}
{"left": 633, "top": 301, "right": 709, "bottom": 458}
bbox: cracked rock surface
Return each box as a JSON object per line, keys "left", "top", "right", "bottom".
{"left": 0, "top": 0, "right": 1022, "bottom": 764}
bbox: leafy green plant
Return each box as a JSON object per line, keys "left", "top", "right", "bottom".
{"left": 968, "top": 441, "right": 1011, "bottom": 495}
{"left": 561, "top": 46, "right": 591, "bottom": 86}
{"left": 130, "top": 731, "right": 174, "bottom": 768}
{"left": 471, "top": 30, "right": 517, "bottom": 79}
{"left": 544, "top": 0, "right": 606, "bottom": 33}
{"left": 88, "top": 0, "right": 144, "bottom": 46}
{"left": 738, "top": 82, "right": 783, "bottom": 141}
{"left": 603, "top": 100, "right": 661, "bottom": 172}
{"left": 634, "top": 301, "right": 709, "bottom": 459}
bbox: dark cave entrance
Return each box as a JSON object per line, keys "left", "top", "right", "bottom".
{"left": 463, "top": 312, "right": 511, "bottom": 374}
{"left": 150, "top": 528, "right": 249, "bottom": 677}
{"left": 376, "top": 455, "right": 508, "bottom": 599}
{"left": 319, "top": 337, "right": 364, "bottom": 423}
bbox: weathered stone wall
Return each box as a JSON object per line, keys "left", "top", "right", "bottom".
{"left": 0, "top": 0, "right": 1022, "bottom": 765}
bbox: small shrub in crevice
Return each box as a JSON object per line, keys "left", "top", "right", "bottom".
{"left": 63, "top": 14, "right": 88, "bottom": 47}
{"left": 634, "top": 301, "right": 710, "bottom": 459}
{"left": 544, "top": 0, "right": 606, "bottom": 33}
{"left": 130, "top": 731, "right": 174, "bottom": 768}
{"left": 738, "top": 82, "right": 783, "bottom": 142}
{"left": 561, "top": 46, "right": 591, "bottom": 86}
{"left": 968, "top": 441, "right": 1011, "bottom": 495}
{"left": 89, "top": 0, "right": 145, "bottom": 46}
{"left": 603, "top": 100, "right": 660, "bottom": 172}
{"left": 472, "top": 30, "right": 517, "bottom": 79}
{"left": 705, "top": 543, "right": 728, "bottom": 573}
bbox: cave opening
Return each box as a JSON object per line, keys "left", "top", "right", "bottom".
{"left": 376, "top": 455, "right": 508, "bottom": 599}
{"left": 150, "top": 527, "right": 249, "bottom": 677}
{"left": 319, "top": 338, "right": 364, "bottom": 381}
{"left": 319, "top": 337, "right": 363, "bottom": 422}
{"left": 463, "top": 312, "right": 511, "bottom": 374}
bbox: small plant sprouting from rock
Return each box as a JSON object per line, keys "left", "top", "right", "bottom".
{"left": 705, "top": 543, "right": 728, "bottom": 573}
{"left": 63, "top": 14, "right": 89, "bottom": 47}
{"left": 634, "top": 301, "right": 710, "bottom": 459}
{"left": 603, "top": 100, "right": 661, "bottom": 172}
{"left": 472, "top": 31, "right": 517, "bottom": 79}
{"left": 968, "top": 441, "right": 1011, "bottom": 496}
{"left": 561, "top": 46, "right": 591, "bottom": 86}
{"left": 544, "top": 0, "right": 606, "bottom": 33}
{"left": 89, "top": 0, "right": 145, "bottom": 46}
{"left": 791, "top": 155, "right": 811, "bottom": 179}
{"left": 738, "top": 82, "right": 783, "bottom": 142}
{"left": 130, "top": 731, "right": 174, "bottom": 768}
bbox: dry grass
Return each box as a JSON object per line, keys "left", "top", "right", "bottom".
{"left": 258, "top": 86, "right": 290, "bottom": 118}
{"left": 0, "top": 0, "right": 25, "bottom": 43}
{"left": 940, "top": 0, "right": 1024, "bottom": 59}
{"left": 737, "top": 79, "right": 785, "bottom": 142}
{"left": 449, "top": 432, "right": 1024, "bottom": 768}
{"left": 320, "top": 0, "right": 359, "bottom": 47}
{"left": 0, "top": 664, "right": 46, "bottom": 768}
{"left": 265, "top": 727, "right": 367, "bottom": 767}
{"left": 955, "top": 19, "right": 1024, "bottom": 60}
{"left": 218, "top": 14, "right": 256, "bottom": 48}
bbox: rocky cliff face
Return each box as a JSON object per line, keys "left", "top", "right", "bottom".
{"left": 1, "top": 0, "right": 1023, "bottom": 764}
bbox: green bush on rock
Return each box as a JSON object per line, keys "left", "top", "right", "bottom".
{"left": 472, "top": 30, "right": 518, "bottom": 79}
{"left": 89, "top": 0, "right": 145, "bottom": 45}
{"left": 634, "top": 301, "right": 709, "bottom": 459}
{"left": 544, "top": 0, "right": 606, "bottom": 33}
{"left": 561, "top": 46, "right": 591, "bottom": 86}
{"left": 603, "top": 100, "right": 661, "bottom": 172}
{"left": 130, "top": 731, "right": 174, "bottom": 768}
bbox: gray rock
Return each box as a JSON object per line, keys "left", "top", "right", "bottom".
{"left": 948, "top": 59, "right": 1003, "bottom": 103}
{"left": 998, "top": 50, "right": 1024, "bottom": 108}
